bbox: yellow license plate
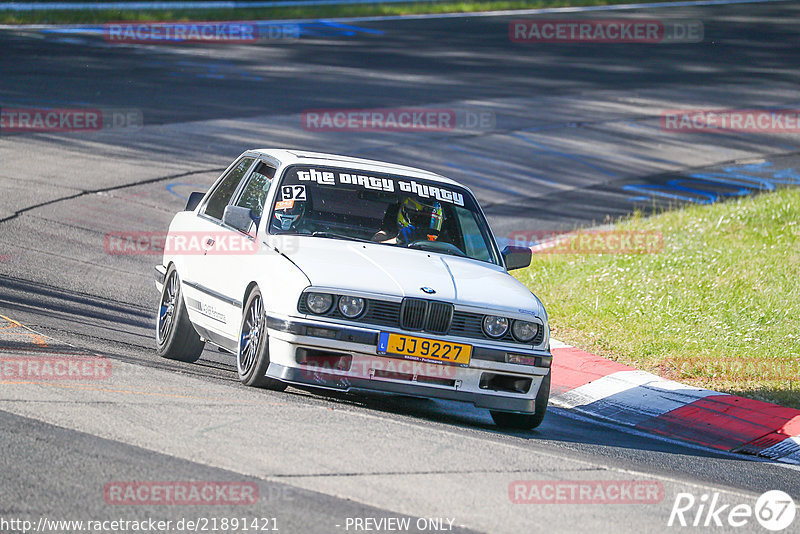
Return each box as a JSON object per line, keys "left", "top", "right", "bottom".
{"left": 378, "top": 332, "right": 471, "bottom": 366}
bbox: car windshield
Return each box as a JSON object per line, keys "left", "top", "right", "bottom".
{"left": 268, "top": 164, "right": 500, "bottom": 265}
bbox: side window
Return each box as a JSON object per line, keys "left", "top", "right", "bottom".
{"left": 203, "top": 157, "right": 255, "bottom": 220}
{"left": 455, "top": 207, "right": 492, "bottom": 263}
{"left": 235, "top": 162, "right": 277, "bottom": 219}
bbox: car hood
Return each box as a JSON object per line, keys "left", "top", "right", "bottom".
{"left": 275, "top": 236, "right": 543, "bottom": 317}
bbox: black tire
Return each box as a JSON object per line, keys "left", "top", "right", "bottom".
{"left": 237, "top": 288, "right": 286, "bottom": 391}
{"left": 156, "top": 266, "right": 205, "bottom": 363}
{"left": 490, "top": 371, "right": 550, "bottom": 430}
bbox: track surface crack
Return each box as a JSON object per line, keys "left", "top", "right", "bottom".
{"left": 0, "top": 167, "right": 224, "bottom": 225}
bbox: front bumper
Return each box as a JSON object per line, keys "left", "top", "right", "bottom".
{"left": 264, "top": 315, "right": 551, "bottom": 414}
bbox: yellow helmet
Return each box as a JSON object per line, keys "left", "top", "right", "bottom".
{"left": 397, "top": 197, "right": 444, "bottom": 242}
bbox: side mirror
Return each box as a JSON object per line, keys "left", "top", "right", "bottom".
{"left": 501, "top": 245, "right": 532, "bottom": 271}
{"left": 222, "top": 205, "right": 256, "bottom": 234}
{"left": 184, "top": 192, "right": 204, "bottom": 212}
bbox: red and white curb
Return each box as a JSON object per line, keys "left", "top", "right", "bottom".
{"left": 548, "top": 339, "right": 800, "bottom": 465}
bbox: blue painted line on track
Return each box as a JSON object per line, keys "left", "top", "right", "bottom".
{"left": 166, "top": 182, "right": 207, "bottom": 200}
{"left": 624, "top": 162, "right": 800, "bottom": 204}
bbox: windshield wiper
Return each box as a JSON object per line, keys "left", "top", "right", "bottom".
{"left": 311, "top": 231, "right": 373, "bottom": 243}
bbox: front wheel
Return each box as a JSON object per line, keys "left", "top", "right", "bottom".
{"left": 237, "top": 288, "right": 286, "bottom": 391}
{"left": 156, "top": 266, "right": 205, "bottom": 362}
{"left": 490, "top": 372, "right": 550, "bottom": 430}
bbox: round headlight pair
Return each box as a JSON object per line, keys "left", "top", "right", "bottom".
{"left": 482, "top": 315, "right": 539, "bottom": 342}
{"left": 305, "top": 293, "right": 365, "bottom": 318}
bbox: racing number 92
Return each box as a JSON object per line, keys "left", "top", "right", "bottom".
{"left": 281, "top": 185, "right": 306, "bottom": 201}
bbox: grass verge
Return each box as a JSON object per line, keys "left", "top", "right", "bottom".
{"left": 514, "top": 188, "right": 800, "bottom": 409}
{"left": 2, "top": 0, "right": 682, "bottom": 25}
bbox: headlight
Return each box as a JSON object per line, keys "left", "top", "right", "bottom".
{"left": 306, "top": 293, "right": 333, "bottom": 314}
{"left": 511, "top": 320, "right": 539, "bottom": 342}
{"left": 338, "top": 295, "right": 365, "bottom": 318}
{"left": 482, "top": 315, "right": 509, "bottom": 338}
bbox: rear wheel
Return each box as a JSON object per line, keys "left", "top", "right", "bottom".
{"left": 490, "top": 372, "right": 550, "bottom": 430}
{"left": 237, "top": 288, "right": 286, "bottom": 391}
{"left": 156, "top": 266, "right": 205, "bottom": 362}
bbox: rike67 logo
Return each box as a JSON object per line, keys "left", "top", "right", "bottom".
{"left": 668, "top": 490, "right": 796, "bottom": 531}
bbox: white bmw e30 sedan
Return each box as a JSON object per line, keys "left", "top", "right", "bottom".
{"left": 155, "top": 149, "right": 552, "bottom": 429}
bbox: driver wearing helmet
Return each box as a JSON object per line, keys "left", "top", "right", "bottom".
{"left": 374, "top": 197, "right": 444, "bottom": 244}
{"left": 271, "top": 199, "right": 306, "bottom": 232}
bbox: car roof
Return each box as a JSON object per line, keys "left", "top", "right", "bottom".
{"left": 251, "top": 148, "right": 463, "bottom": 188}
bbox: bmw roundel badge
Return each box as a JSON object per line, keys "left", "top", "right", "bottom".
{"left": 420, "top": 287, "right": 436, "bottom": 294}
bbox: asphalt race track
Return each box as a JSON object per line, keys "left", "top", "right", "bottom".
{"left": 1, "top": 2, "right": 800, "bottom": 533}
